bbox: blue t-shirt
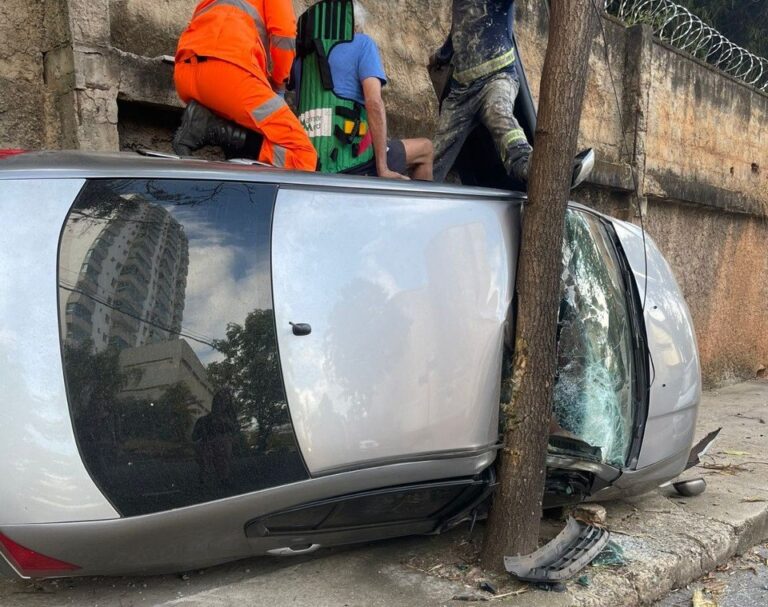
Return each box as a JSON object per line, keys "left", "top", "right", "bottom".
{"left": 328, "top": 34, "right": 387, "bottom": 106}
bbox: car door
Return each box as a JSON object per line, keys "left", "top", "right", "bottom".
{"left": 272, "top": 184, "right": 519, "bottom": 475}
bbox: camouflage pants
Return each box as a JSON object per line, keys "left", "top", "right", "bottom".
{"left": 433, "top": 71, "right": 532, "bottom": 182}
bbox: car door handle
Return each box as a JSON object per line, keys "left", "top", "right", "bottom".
{"left": 267, "top": 544, "right": 321, "bottom": 556}
{"left": 289, "top": 322, "right": 312, "bottom": 336}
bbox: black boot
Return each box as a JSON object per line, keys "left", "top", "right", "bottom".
{"left": 173, "top": 100, "right": 248, "bottom": 156}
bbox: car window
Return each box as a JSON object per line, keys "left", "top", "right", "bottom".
{"left": 551, "top": 209, "right": 635, "bottom": 468}
{"left": 58, "top": 179, "right": 308, "bottom": 516}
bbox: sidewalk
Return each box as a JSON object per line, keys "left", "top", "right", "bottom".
{"left": 2, "top": 381, "right": 767, "bottom": 607}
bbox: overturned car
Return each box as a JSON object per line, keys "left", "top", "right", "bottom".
{"left": 0, "top": 147, "right": 701, "bottom": 578}
{"left": 0, "top": 0, "right": 702, "bottom": 580}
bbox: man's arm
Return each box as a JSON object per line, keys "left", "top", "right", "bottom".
{"left": 262, "top": 0, "right": 298, "bottom": 90}
{"left": 361, "top": 77, "right": 408, "bottom": 179}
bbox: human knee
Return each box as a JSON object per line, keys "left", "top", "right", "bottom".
{"left": 406, "top": 138, "right": 434, "bottom": 163}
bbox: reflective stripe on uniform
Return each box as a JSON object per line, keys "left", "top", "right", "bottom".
{"left": 196, "top": 0, "right": 269, "bottom": 57}
{"left": 251, "top": 95, "right": 287, "bottom": 122}
{"left": 270, "top": 34, "right": 296, "bottom": 51}
{"left": 500, "top": 129, "right": 528, "bottom": 162}
{"left": 272, "top": 145, "right": 287, "bottom": 167}
{"left": 454, "top": 48, "right": 516, "bottom": 85}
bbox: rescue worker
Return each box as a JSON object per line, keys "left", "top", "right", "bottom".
{"left": 430, "top": 0, "right": 532, "bottom": 184}
{"left": 173, "top": 0, "right": 318, "bottom": 171}
{"left": 294, "top": 0, "right": 434, "bottom": 179}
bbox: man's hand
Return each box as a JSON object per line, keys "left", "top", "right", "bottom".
{"left": 377, "top": 167, "right": 410, "bottom": 180}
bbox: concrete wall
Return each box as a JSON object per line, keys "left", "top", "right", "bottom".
{"left": 0, "top": 0, "right": 71, "bottom": 149}
{"left": 1, "top": 0, "right": 766, "bottom": 384}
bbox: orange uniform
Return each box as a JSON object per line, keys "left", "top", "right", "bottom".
{"left": 175, "top": 0, "right": 317, "bottom": 171}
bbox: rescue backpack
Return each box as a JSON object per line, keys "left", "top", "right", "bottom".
{"left": 295, "top": 0, "right": 374, "bottom": 174}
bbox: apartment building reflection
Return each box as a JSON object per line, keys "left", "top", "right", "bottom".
{"left": 64, "top": 201, "right": 189, "bottom": 351}
{"left": 62, "top": 200, "right": 213, "bottom": 417}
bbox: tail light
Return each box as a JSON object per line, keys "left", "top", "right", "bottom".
{"left": 0, "top": 533, "right": 80, "bottom": 575}
{"left": 0, "top": 149, "right": 26, "bottom": 160}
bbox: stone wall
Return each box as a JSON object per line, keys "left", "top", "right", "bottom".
{"left": 106, "top": 0, "right": 450, "bottom": 139}
{"left": 1, "top": 0, "right": 766, "bottom": 384}
{"left": 510, "top": 1, "right": 768, "bottom": 385}
{"left": 0, "top": 0, "right": 70, "bottom": 149}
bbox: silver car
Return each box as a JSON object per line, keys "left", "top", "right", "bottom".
{"left": 0, "top": 151, "right": 700, "bottom": 579}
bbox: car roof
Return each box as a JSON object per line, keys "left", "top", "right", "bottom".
{"left": 0, "top": 151, "right": 525, "bottom": 202}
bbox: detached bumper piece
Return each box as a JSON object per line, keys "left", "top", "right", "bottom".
{"left": 504, "top": 517, "right": 610, "bottom": 582}
{"left": 685, "top": 427, "right": 721, "bottom": 470}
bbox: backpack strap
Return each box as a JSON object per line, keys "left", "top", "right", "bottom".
{"left": 295, "top": 0, "right": 375, "bottom": 173}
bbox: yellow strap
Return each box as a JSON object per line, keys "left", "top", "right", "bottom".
{"left": 454, "top": 48, "right": 516, "bottom": 85}
{"left": 343, "top": 120, "right": 368, "bottom": 136}
{"left": 500, "top": 129, "right": 528, "bottom": 163}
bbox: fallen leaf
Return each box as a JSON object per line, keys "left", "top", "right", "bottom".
{"left": 701, "top": 463, "right": 749, "bottom": 475}
{"left": 692, "top": 588, "right": 718, "bottom": 607}
{"left": 569, "top": 504, "right": 608, "bottom": 527}
{"left": 703, "top": 578, "right": 728, "bottom": 595}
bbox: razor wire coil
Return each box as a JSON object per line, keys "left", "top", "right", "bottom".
{"left": 604, "top": 0, "right": 768, "bottom": 93}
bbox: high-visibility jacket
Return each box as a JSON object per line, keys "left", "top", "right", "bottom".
{"left": 176, "top": 0, "right": 298, "bottom": 88}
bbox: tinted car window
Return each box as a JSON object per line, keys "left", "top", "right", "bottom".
{"left": 58, "top": 179, "right": 308, "bottom": 516}
{"left": 551, "top": 209, "right": 635, "bottom": 468}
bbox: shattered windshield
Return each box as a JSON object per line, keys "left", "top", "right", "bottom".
{"left": 551, "top": 209, "right": 635, "bottom": 468}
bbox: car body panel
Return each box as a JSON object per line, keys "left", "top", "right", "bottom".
{"left": 0, "top": 152, "right": 516, "bottom": 202}
{"left": 608, "top": 219, "right": 701, "bottom": 470}
{"left": 0, "top": 179, "right": 119, "bottom": 525}
{"left": 273, "top": 187, "right": 518, "bottom": 474}
{"left": 0, "top": 453, "right": 494, "bottom": 577}
{"left": 0, "top": 553, "right": 16, "bottom": 578}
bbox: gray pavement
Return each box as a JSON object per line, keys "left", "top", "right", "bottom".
{"left": 1, "top": 380, "right": 767, "bottom": 607}
{"left": 656, "top": 543, "right": 768, "bottom": 607}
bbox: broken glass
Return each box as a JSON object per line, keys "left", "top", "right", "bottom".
{"left": 551, "top": 210, "right": 635, "bottom": 468}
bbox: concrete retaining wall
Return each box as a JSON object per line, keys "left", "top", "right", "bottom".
{"left": 1, "top": 0, "right": 766, "bottom": 384}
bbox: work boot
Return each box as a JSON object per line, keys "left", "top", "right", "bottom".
{"left": 173, "top": 100, "right": 248, "bottom": 156}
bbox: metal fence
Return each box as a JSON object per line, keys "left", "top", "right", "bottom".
{"left": 604, "top": 0, "right": 768, "bottom": 93}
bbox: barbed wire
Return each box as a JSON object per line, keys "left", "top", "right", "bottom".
{"left": 604, "top": 0, "right": 768, "bottom": 93}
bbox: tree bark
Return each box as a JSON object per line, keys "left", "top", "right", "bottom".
{"left": 481, "top": 1, "right": 599, "bottom": 571}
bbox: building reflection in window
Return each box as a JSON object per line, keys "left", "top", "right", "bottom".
{"left": 58, "top": 179, "right": 308, "bottom": 516}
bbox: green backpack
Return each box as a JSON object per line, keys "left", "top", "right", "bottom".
{"left": 295, "top": 0, "right": 374, "bottom": 174}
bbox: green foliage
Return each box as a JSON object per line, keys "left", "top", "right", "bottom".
{"left": 63, "top": 340, "right": 126, "bottom": 444}
{"left": 676, "top": 0, "right": 768, "bottom": 56}
{"left": 63, "top": 340, "right": 198, "bottom": 453}
{"left": 207, "top": 309, "right": 290, "bottom": 451}
{"left": 119, "top": 383, "right": 200, "bottom": 446}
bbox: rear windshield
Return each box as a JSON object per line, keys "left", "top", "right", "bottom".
{"left": 58, "top": 179, "right": 308, "bottom": 516}
{"left": 550, "top": 209, "right": 635, "bottom": 468}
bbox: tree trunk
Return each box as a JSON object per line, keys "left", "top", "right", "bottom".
{"left": 481, "top": 1, "right": 598, "bottom": 571}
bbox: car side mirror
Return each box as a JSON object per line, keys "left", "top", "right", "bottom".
{"left": 571, "top": 148, "right": 595, "bottom": 189}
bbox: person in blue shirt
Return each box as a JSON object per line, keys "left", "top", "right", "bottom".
{"left": 430, "top": 0, "right": 532, "bottom": 184}
{"left": 328, "top": 1, "right": 434, "bottom": 180}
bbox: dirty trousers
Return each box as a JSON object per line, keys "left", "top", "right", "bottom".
{"left": 433, "top": 71, "right": 532, "bottom": 182}
{"left": 175, "top": 58, "right": 317, "bottom": 171}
